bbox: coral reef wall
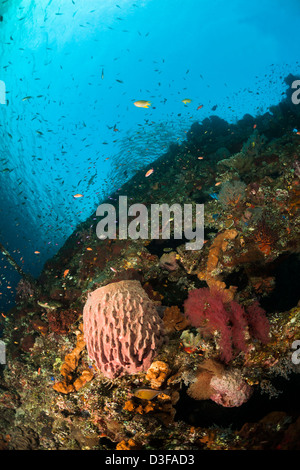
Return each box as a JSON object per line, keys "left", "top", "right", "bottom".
{"left": 0, "top": 78, "right": 300, "bottom": 450}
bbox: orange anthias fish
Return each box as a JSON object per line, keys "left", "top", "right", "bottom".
{"left": 63, "top": 269, "right": 69, "bottom": 278}
{"left": 73, "top": 193, "right": 83, "bottom": 198}
{"left": 145, "top": 168, "right": 154, "bottom": 177}
{"left": 197, "top": 104, "right": 204, "bottom": 110}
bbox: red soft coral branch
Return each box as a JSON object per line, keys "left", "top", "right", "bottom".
{"left": 184, "top": 287, "right": 269, "bottom": 363}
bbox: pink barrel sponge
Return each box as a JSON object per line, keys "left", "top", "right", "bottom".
{"left": 83, "top": 280, "right": 165, "bottom": 379}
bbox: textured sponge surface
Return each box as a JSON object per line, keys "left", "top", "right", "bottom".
{"left": 83, "top": 280, "right": 164, "bottom": 379}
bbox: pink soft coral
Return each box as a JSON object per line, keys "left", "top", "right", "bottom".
{"left": 245, "top": 300, "right": 270, "bottom": 344}
{"left": 184, "top": 287, "right": 269, "bottom": 363}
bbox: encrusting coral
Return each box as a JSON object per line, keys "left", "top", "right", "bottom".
{"left": 210, "top": 369, "right": 253, "bottom": 407}
{"left": 53, "top": 324, "right": 94, "bottom": 394}
{"left": 187, "top": 358, "right": 225, "bottom": 401}
{"left": 123, "top": 389, "right": 180, "bottom": 426}
{"left": 162, "top": 305, "right": 190, "bottom": 333}
{"left": 197, "top": 229, "right": 238, "bottom": 301}
{"left": 145, "top": 360, "right": 171, "bottom": 389}
{"left": 187, "top": 360, "right": 252, "bottom": 407}
{"left": 116, "top": 438, "right": 141, "bottom": 450}
{"left": 251, "top": 217, "right": 278, "bottom": 256}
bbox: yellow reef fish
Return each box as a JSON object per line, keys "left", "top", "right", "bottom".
{"left": 133, "top": 388, "right": 169, "bottom": 400}
{"left": 134, "top": 100, "right": 151, "bottom": 108}
{"left": 182, "top": 98, "right": 192, "bottom": 104}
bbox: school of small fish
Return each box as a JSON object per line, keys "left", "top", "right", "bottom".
{"left": 0, "top": 0, "right": 294, "bottom": 309}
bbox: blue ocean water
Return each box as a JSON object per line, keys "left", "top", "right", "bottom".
{"left": 0, "top": 0, "right": 299, "bottom": 313}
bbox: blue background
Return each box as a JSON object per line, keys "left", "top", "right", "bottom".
{"left": 0, "top": 0, "right": 299, "bottom": 311}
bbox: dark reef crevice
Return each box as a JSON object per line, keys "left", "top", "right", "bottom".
{"left": 175, "top": 373, "right": 300, "bottom": 430}
{"left": 260, "top": 253, "right": 300, "bottom": 313}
